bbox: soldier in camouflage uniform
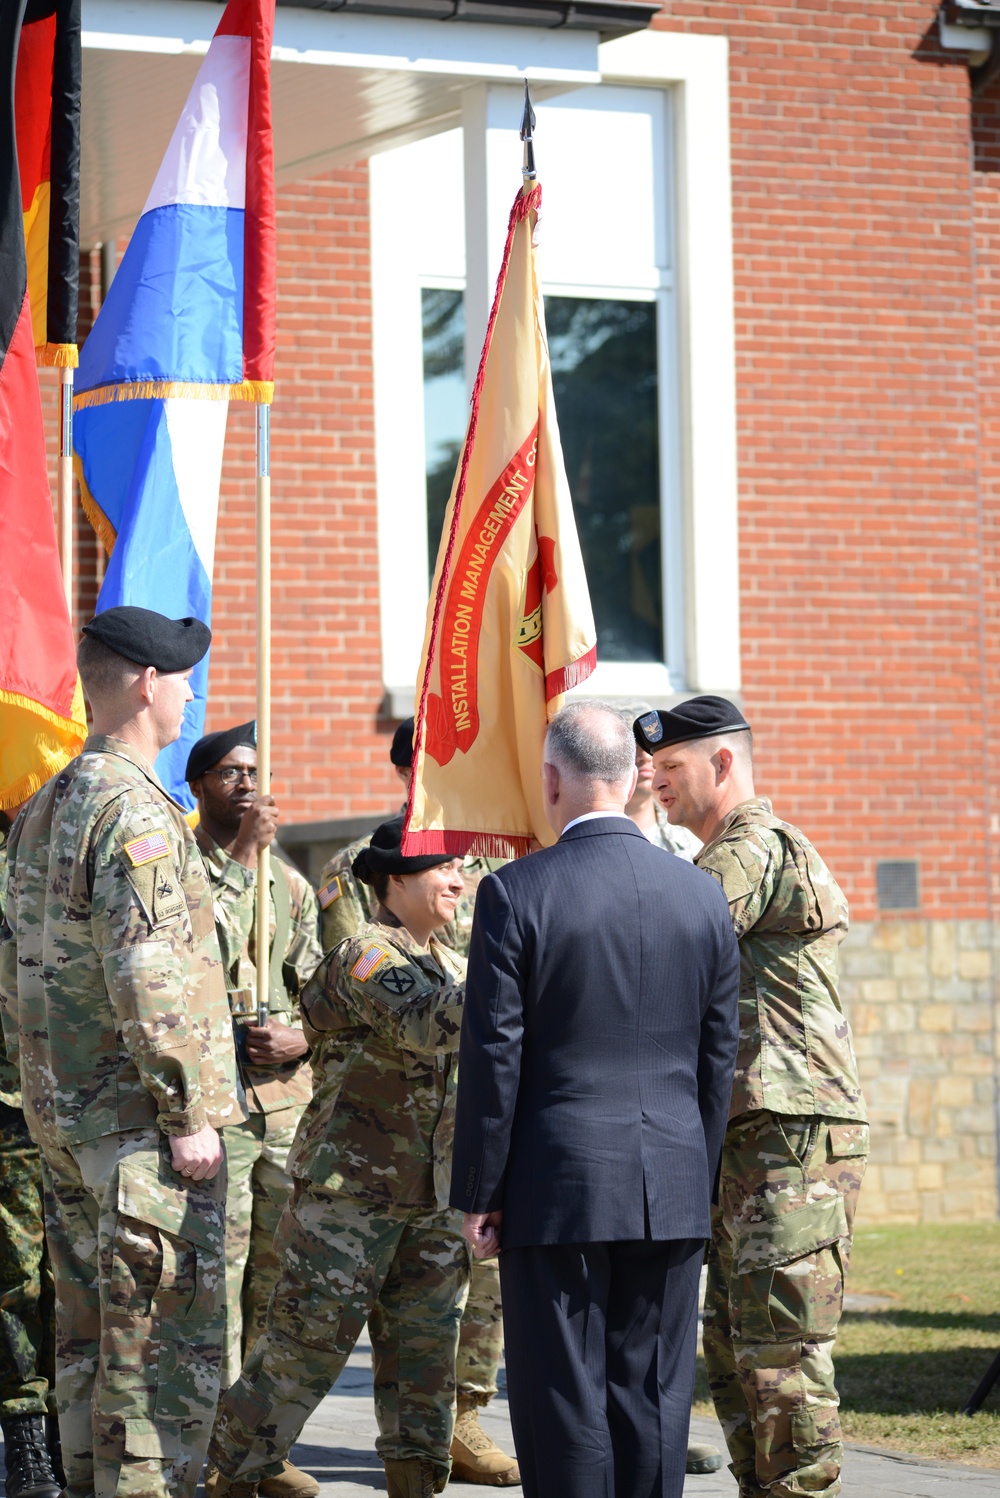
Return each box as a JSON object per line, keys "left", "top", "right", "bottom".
{"left": 317, "top": 720, "right": 517, "bottom": 1486}
{"left": 636, "top": 697, "right": 869, "bottom": 1498}
{"left": 0, "top": 608, "right": 250, "bottom": 1498}
{"left": 209, "top": 817, "right": 470, "bottom": 1498}
{"left": 0, "top": 810, "right": 61, "bottom": 1498}
{"left": 187, "top": 723, "right": 323, "bottom": 1498}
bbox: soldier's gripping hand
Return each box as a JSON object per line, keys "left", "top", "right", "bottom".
{"left": 231, "top": 794, "right": 280, "bottom": 870}
{"left": 245, "top": 1021, "right": 310, "bottom": 1066}
{"left": 170, "top": 1122, "right": 224, "bottom": 1181}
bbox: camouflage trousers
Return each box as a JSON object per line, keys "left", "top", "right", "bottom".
{"left": 457, "top": 1255, "right": 502, "bottom": 1401}
{"left": 703, "top": 1111, "right": 869, "bottom": 1498}
{"left": 43, "top": 1127, "right": 227, "bottom": 1498}
{"left": 210, "top": 1184, "right": 470, "bottom": 1487}
{"left": 0, "top": 1102, "right": 56, "bottom": 1420}
{"left": 219, "top": 1106, "right": 303, "bottom": 1392}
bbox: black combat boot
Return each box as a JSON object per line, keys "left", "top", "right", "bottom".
{"left": 1, "top": 1414, "right": 62, "bottom": 1498}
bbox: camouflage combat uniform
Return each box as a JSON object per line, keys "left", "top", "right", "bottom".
{"left": 197, "top": 830, "right": 322, "bottom": 1390}
{"left": 649, "top": 803, "right": 701, "bottom": 862}
{"left": 0, "top": 834, "right": 56, "bottom": 1427}
{"left": 695, "top": 798, "right": 869, "bottom": 1498}
{"left": 0, "top": 736, "right": 247, "bottom": 1498}
{"left": 318, "top": 844, "right": 504, "bottom": 1404}
{"left": 210, "top": 913, "right": 469, "bottom": 1491}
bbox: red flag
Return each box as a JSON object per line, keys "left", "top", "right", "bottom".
{"left": 15, "top": 0, "right": 80, "bottom": 367}
{"left": 0, "top": 0, "right": 86, "bottom": 809}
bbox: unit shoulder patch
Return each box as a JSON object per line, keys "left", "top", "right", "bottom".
{"left": 378, "top": 966, "right": 415, "bottom": 996}
{"left": 318, "top": 876, "right": 342, "bottom": 909}
{"left": 122, "top": 831, "right": 171, "bottom": 866}
{"left": 350, "top": 943, "right": 391, "bottom": 982}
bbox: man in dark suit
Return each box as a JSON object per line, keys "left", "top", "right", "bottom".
{"left": 450, "top": 701, "right": 740, "bottom": 1498}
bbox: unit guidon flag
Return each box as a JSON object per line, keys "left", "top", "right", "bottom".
{"left": 404, "top": 180, "right": 597, "bottom": 859}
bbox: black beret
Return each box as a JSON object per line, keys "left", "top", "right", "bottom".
{"left": 82, "top": 606, "right": 211, "bottom": 673}
{"left": 185, "top": 721, "right": 256, "bottom": 783}
{"left": 390, "top": 717, "right": 415, "bottom": 769}
{"left": 633, "top": 695, "right": 750, "bottom": 754}
{"left": 352, "top": 815, "right": 456, "bottom": 884}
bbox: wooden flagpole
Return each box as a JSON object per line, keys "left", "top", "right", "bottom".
{"left": 58, "top": 366, "right": 74, "bottom": 608}
{"left": 255, "top": 401, "right": 271, "bottom": 1026}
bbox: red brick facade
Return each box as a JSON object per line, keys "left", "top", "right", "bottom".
{"left": 658, "top": 1, "right": 996, "bottom": 923}
{"left": 49, "top": 3, "right": 1000, "bottom": 922}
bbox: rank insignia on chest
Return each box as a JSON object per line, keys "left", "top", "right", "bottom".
{"left": 317, "top": 876, "right": 342, "bottom": 909}
{"left": 379, "top": 967, "right": 415, "bottom": 995}
{"left": 351, "top": 944, "right": 390, "bottom": 981}
{"left": 123, "top": 831, "right": 170, "bottom": 866}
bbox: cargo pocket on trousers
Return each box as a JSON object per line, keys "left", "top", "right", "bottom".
{"left": 734, "top": 1194, "right": 849, "bottom": 1345}
{"left": 220, "top": 1377, "right": 273, "bottom": 1444}
{"left": 114, "top": 1152, "right": 224, "bottom": 1329}
{"left": 123, "top": 1418, "right": 180, "bottom": 1460}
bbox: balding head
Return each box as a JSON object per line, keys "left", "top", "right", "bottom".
{"left": 542, "top": 702, "right": 639, "bottom": 835}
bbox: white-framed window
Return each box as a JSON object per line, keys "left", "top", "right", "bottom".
{"left": 371, "top": 32, "right": 739, "bottom": 714}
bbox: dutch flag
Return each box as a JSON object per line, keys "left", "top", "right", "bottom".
{"left": 74, "top": 0, "right": 276, "bottom": 807}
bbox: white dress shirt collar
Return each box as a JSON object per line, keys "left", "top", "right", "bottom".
{"left": 560, "top": 811, "right": 633, "bottom": 836}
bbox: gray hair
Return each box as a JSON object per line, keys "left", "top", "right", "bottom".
{"left": 544, "top": 701, "right": 636, "bottom": 785}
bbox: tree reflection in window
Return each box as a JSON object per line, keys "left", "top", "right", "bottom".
{"left": 420, "top": 290, "right": 662, "bottom": 663}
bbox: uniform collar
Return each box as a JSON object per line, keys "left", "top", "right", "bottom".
{"left": 372, "top": 908, "right": 452, "bottom": 976}
{"left": 83, "top": 734, "right": 180, "bottom": 805}
{"left": 698, "top": 797, "right": 774, "bottom": 859}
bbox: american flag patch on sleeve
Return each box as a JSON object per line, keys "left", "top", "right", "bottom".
{"left": 318, "top": 876, "right": 342, "bottom": 909}
{"left": 123, "top": 832, "right": 171, "bottom": 866}
{"left": 351, "top": 944, "right": 389, "bottom": 982}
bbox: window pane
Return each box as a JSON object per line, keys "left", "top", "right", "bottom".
{"left": 545, "top": 297, "right": 661, "bottom": 663}
{"left": 421, "top": 288, "right": 466, "bottom": 576}
{"left": 420, "top": 290, "right": 663, "bottom": 663}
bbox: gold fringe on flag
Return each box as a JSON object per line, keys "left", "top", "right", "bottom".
{"left": 0, "top": 683, "right": 88, "bottom": 810}
{"left": 37, "top": 342, "right": 79, "bottom": 368}
{"left": 73, "top": 458, "right": 118, "bottom": 555}
{"left": 73, "top": 379, "right": 274, "bottom": 411}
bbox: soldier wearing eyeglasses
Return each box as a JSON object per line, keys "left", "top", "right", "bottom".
{"left": 186, "top": 723, "right": 323, "bottom": 1498}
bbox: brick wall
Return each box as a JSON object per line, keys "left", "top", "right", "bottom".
{"left": 657, "top": 1, "right": 993, "bottom": 925}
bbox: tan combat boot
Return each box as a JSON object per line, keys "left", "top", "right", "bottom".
{"left": 258, "top": 1461, "right": 320, "bottom": 1498}
{"left": 383, "top": 1457, "right": 443, "bottom": 1497}
{"left": 450, "top": 1395, "right": 520, "bottom": 1486}
{"left": 202, "top": 1468, "right": 261, "bottom": 1498}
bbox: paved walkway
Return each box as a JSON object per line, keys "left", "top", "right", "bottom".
{"left": 4, "top": 1336, "right": 996, "bottom": 1496}
{"left": 273, "top": 1334, "right": 1000, "bottom": 1498}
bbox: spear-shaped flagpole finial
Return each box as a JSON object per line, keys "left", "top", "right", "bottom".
{"left": 520, "top": 79, "right": 536, "bottom": 182}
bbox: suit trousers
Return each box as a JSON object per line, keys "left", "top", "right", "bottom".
{"left": 499, "top": 1237, "right": 705, "bottom": 1498}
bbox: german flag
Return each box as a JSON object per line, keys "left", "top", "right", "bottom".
{"left": 15, "top": 0, "right": 79, "bottom": 367}
{"left": 0, "top": 0, "right": 86, "bottom": 809}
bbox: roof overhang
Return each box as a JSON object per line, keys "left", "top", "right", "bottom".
{"left": 81, "top": 0, "right": 658, "bottom": 243}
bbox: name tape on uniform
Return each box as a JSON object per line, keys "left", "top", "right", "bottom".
{"left": 123, "top": 832, "right": 171, "bottom": 866}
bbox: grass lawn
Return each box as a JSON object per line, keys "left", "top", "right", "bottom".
{"left": 692, "top": 1221, "right": 1000, "bottom": 1468}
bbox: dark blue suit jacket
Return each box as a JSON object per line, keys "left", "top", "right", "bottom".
{"left": 449, "top": 817, "right": 740, "bottom": 1247}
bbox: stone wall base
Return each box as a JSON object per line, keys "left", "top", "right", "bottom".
{"left": 842, "top": 920, "right": 999, "bottom": 1224}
